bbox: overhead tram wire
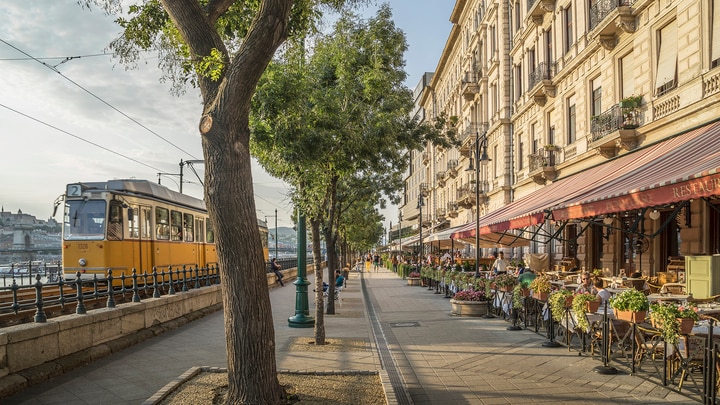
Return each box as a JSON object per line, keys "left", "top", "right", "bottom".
{"left": 0, "top": 38, "right": 200, "bottom": 161}
{"left": 0, "top": 102, "right": 165, "bottom": 174}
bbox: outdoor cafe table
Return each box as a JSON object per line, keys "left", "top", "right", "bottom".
{"left": 605, "top": 287, "right": 629, "bottom": 295}
{"left": 647, "top": 293, "right": 692, "bottom": 303}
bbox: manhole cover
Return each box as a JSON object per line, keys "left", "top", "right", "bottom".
{"left": 390, "top": 322, "right": 420, "bottom": 327}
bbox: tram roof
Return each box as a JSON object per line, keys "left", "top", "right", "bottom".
{"left": 77, "top": 179, "right": 207, "bottom": 212}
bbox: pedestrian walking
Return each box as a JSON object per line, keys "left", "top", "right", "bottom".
{"left": 373, "top": 253, "right": 380, "bottom": 272}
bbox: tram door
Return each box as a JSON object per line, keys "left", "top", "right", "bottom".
{"left": 130, "top": 205, "right": 154, "bottom": 274}
{"left": 195, "top": 217, "right": 206, "bottom": 267}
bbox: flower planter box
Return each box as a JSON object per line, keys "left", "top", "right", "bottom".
{"left": 407, "top": 277, "right": 422, "bottom": 286}
{"left": 652, "top": 317, "right": 695, "bottom": 335}
{"left": 520, "top": 288, "right": 530, "bottom": 297}
{"left": 499, "top": 285, "right": 514, "bottom": 292}
{"left": 533, "top": 291, "right": 549, "bottom": 301}
{"left": 586, "top": 300, "right": 601, "bottom": 314}
{"left": 614, "top": 309, "right": 647, "bottom": 323}
{"left": 450, "top": 299, "right": 489, "bottom": 317}
{"left": 564, "top": 296, "right": 575, "bottom": 308}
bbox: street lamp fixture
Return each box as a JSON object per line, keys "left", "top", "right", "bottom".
{"left": 417, "top": 194, "right": 425, "bottom": 265}
{"left": 466, "top": 130, "right": 490, "bottom": 274}
{"left": 466, "top": 129, "right": 492, "bottom": 317}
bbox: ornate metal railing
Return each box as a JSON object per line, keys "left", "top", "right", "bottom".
{"left": 528, "top": 62, "right": 556, "bottom": 89}
{"left": 589, "top": 0, "right": 636, "bottom": 31}
{"left": 590, "top": 104, "right": 643, "bottom": 141}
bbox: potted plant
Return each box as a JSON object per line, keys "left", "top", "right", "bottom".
{"left": 529, "top": 275, "right": 552, "bottom": 300}
{"left": 450, "top": 289, "right": 489, "bottom": 316}
{"left": 619, "top": 95, "right": 642, "bottom": 108}
{"left": 609, "top": 288, "right": 649, "bottom": 323}
{"left": 649, "top": 302, "right": 699, "bottom": 344}
{"left": 493, "top": 273, "right": 517, "bottom": 292}
{"left": 512, "top": 284, "right": 526, "bottom": 310}
{"left": 544, "top": 144, "right": 560, "bottom": 152}
{"left": 572, "top": 292, "right": 601, "bottom": 332}
{"left": 407, "top": 270, "right": 421, "bottom": 286}
{"left": 548, "top": 289, "right": 574, "bottom": 323}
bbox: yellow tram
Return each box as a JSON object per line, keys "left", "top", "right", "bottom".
{"left": 61, "top": 179, "right": 269, "bottom": 283}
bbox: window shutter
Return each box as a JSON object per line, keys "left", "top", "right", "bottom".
{"left": 655, "top": 21, "right": 677, "bottom": 91}
{"left": 621, "top": 54, "right": 635, "bottom": 98}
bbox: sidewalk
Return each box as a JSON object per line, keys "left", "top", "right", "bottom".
{"left": 4, "top": 266, "right": 698, "bottom": 404}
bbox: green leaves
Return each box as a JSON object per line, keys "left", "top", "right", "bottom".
{"left": 196, "top": 48, "right": 225, "bottom": 81}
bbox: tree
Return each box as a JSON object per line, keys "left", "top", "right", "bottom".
{"left": 81, "top": 0, "right": 365, "bottom": 403}
{"left": 252, "top": 6, "right": 457, "bottom": 336}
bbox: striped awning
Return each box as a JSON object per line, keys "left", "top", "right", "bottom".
{"left": 452, "top": 119, "right": 720, "bottom": 240}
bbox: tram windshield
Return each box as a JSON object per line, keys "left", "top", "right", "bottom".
{"left": 64, "top": 200, "right": 107, "bottom": 240}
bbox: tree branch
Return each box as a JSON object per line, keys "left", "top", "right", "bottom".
{"left": 205, "top": 0, "right": 235, "bottom": 24}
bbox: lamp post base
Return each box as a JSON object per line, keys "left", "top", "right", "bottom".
{"left": 542, "top": 340, "right": 562, "bottom": 348}
{"left": 592, "top": 365, "right": 618, "bottom": 375}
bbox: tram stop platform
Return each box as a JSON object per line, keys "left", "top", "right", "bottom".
{"left": 4, "top": 266, "right": 696, "bottom": 404}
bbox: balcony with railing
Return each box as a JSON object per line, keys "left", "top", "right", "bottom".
{"left": 447, "top": 159, "right": 459, "bottom": 178}
{"left": 446, "top": 201, "right": 459, "bottom": 218}
{"left": 436, "top": 207, "right": 447, "bottom": 221}
{"left": 457, "top": 183, "right": 477, "bottom": 209}
{"left": 527, "top": 151, "right": 558, "bottom": 184}
{"left": 589, "top": 0, "right": 637, "bottom": 50}
{"left": 527, "top": 0, "right": 555, "bottom": 26}
{"left": 528, "top": 62, "right": 557, "bottom": 106}
{"left": 420, "top": 183, "right": 430, "bottom": 196}
{"left": 590, "top": 103, "right": 644, "bottom": 158}
{"left": 461, "top": 71, "right": 481, "bottom": 101}
{"left": 436, "top": 171, "right": 447, "bottom": 187}
{"left": 459, "top": 126, "right": 476, "bottom": 157}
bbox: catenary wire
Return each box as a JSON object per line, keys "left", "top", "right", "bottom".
{"left": 0, "top": 38, "right": 200, "bottom": 161}
{"left": 0, "top": 102, "right": 165, "bottom": 174}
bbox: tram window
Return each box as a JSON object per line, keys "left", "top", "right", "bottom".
{"left": 107, "top": 202, "right": 124, "bottom": 241}
{"left": 183, "top": 213, "right": 194, "bottom": 242}
{"left": 171, "top": 210, "right": 183, "bottom": 241}
{"left": 195, "top": 218, "right": 205, "bottom": 243}
{"left": 156, "top": 207, "right": 170, "bottom": 240}
{"left": 127, "top": 206, "right": 139, "bottom": 239}
{"left": 141, "top": 207, "right": 151, "bottom": 239}
{"left": 206, "top": 219, "right": 215, "bottom": 243}
{"left": 63, "top": 200, "right": 106, "bottom": 241}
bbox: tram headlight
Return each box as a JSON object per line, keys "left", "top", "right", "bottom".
{"left": 78, "top": 258, "right": 87, "bottom": 267}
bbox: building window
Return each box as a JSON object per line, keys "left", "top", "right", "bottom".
{"left": 564, "top": 6, "right": 573, "bottom": 54}
{"left": 493, "top": 144, "right": 498, "bottom": 178}
{"left": 548, "top": 124, "right": 555, "bottom": 146}
{"left": 514, "top": 64, "right": 523, "bottom": 100}
{"left": 545, "top": 28, "right": 553, "bottom": 62}
{"left": 620, "top": 53, "right": 635, "bottom": 99}
{"left": 518, "top": 140, "right": 524, "bottom": 170}
{"left": 713, "top": 0, "right": 720, "bottom": 67}
{"left": 514, "top": 1, "right": 521, "bottom": 32}
{"left": 531, "top": 122, "right": 538, "bottom": 153}
{"left": 655, "top": 21, "right": 678, "bottom": 96}
{"left": 567, "top": 99, "right": 576, "bottom": 144}
{"left": 591, "top": 78, "right": 602, "bottom": 116}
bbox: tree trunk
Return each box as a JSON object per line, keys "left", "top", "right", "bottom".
{"left": 310, "top": 218, "right": 326, "bottom": 345}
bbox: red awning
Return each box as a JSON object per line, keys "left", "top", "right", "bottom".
{"left": 452, "top": 120, "right": 720, "bottom": 240}
{"left": 553, "top": 120, "right": 720, "bottom": 220}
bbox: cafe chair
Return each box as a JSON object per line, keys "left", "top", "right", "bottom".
{"left": 647, "top": 282, "right": 663, "bottom": 294}
{"left": 634, "top": 325, "right": 667, "bottom": 375}
{"left": 660, "top": 283, "right": 687, "bottom": 295}
{"left": 676, "top": 335, "right": 705, "bottom": 391}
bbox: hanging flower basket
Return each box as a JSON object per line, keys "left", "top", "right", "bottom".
{"left": 614, "top": 309, "right": 647, "bottom": 324}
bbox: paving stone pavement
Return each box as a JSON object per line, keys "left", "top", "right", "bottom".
{"left": 3, "top": 265, "right": 703, "bottom": 404}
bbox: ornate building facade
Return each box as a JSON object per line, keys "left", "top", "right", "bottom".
{"left": 400, "top": 0, "right": 720, "bottom": 278}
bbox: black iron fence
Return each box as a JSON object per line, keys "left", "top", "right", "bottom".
{"left": 590, "top": 104, "right": 644, "bottom": 141}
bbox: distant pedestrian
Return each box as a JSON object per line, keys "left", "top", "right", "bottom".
{"left": 271, "top": 258, "right": 284, "bottom": 286}
{"left": 373, "top": 253, "right": 380, "bottom": 272}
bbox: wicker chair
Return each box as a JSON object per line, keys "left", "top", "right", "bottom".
{"left": 660, "top": 283, "right": 687, "bottom": 294}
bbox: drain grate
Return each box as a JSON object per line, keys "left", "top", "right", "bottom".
{"left": 390, "top": 322, "right": 420, "bottom": 328}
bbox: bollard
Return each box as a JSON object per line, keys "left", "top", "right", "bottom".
{"left": 34, "top": 274, "right": 47, "bottom": 323}
{"left": 593, "top": 300, "right": 617, "bottom": 374}
{"left": 182, "top": 265, "right": 189, "bottom": 292}
{"left": 106, "top": 269, "right": 116, "bottom": 308}
{"left": 168, "top": 266, "right": 176, "bottom": 295}
{"left": 132, "top": 268, "right": 141, "bottom": 303}
{"left": 75, "top": 271, "right": 86, "bottom": 314}
{"left": 152, "top": 267, "right": 160, "bottom": 298}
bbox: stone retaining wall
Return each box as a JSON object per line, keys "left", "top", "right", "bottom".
{"left": 0, "top": 266, "right": 304, "bottom": 398}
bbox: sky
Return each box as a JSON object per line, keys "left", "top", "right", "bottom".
{"left": 0, "top": 0, "right": 452, "bottom": 233}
